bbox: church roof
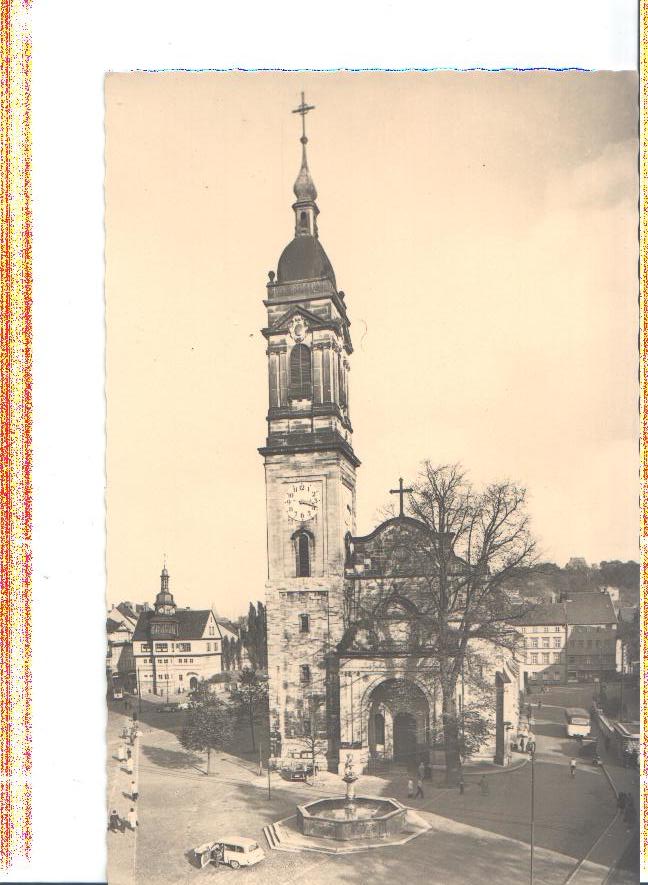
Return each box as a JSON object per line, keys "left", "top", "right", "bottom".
{"left": 277, "top": 236, "right": 336, "bottom": 287}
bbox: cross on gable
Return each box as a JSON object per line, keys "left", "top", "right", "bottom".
{"left": 389, "top": 477, "right": 413, "bottom": 517}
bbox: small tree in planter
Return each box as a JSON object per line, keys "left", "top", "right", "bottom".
{"left": 179, "top": 683, "right": 233, "bottom": 776}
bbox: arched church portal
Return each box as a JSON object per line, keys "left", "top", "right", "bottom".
{"left": 367, "top": 678, "right": 430, "bottom": 764}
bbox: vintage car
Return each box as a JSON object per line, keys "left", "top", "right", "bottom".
{"left": 194, "top": 837, "right": 265, "bottom": 869}
{"left": 280, "top": 761, "right": 314, "bottom": 781}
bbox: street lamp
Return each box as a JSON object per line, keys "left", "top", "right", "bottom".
{"left": 529, "top": 746, "right": 536, "bottom": 885}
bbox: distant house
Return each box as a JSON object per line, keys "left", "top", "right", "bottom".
{"left": 512, "top": 589, "right": 617, "bottom": 686}
{"left": 131, "top": 565, "right": 238, "bottom": 696}
{"left": 106, "top": 603, "right": 139, "bottom": 692}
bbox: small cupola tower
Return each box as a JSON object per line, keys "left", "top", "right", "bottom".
{"left": 292, "top": 93, "right": 319, "bottom": 238}
{"left": 153, "top": 561, "right": 177, "bottom": 618}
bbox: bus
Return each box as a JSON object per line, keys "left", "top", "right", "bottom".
{"left": 564, "top": 707, "right": 591, "bottom": 738}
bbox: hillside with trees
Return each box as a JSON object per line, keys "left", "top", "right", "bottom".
{"left": 504, "top": 559, "right": 639, "bottom": 605}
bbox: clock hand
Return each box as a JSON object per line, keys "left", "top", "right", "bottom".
{"left": 298, "top": 500, "right": 316, "bottom": 508}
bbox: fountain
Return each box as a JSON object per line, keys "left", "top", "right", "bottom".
{"left": 296, "top": 755, "right": 407, "bottom": 841}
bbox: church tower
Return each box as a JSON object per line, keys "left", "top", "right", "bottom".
{"left": 260, "top": 95, "right": 359, "bottom": 762}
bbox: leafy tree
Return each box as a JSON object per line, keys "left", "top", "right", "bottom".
{"left": 229, "top": 668, "right": 269, "bottom": 752}
{"left": 599, "top": 560, "right": 640, "bottom": 591}
{"left": 246, "top": 603, "right": 259, "bottom": 668}
{"left": 179, "top": 682, "right": 234, "bottom": 775}
{"left": 240, "top": 602, "right": 268, "bottom": 671}
{"left": 256, "top": 601, "right": 268, "bottom": 669}
{"left": 235, "top": 635, "right": 243, "bottom": 670}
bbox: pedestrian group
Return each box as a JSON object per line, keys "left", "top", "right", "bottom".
{"left": 108, "top": 712, "right": 140, "bottom": 836}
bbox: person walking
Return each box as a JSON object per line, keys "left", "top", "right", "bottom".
{"left": 130, "top": 779, "right": 139, "bottom": 801}
{"left": 415, "top": 776, "right": 424, "bottom": 799}
{"left": 624, "top": 795, "right": 636, "bottom": 829}
{"left": 117, "top": 743, "right": 126, "bottom": 763}
{"left": 569, "top": 758, "right": 576, "bottom": 778}
{"left": 407, "top": 778, "right": 414, "bottom": 799}
{"left": 127, "top": 807, "right": 138, "bottom": 832}
{"left": 480, "top": 775, "right": 489, "bottom": 795}
{"left": 519, "top": 734, "right": 526, "bottom": 752}
{"left": 417, "top": 760, "right": 426, "bottom": 782}
{"left": 108, "top": 809, "right": 122, "bottom": 833}
{"left": 459, "top": 775, "right": 465, "bottom": 795}
{"left": 126, "top": 754, "right": 134, "bottom": 775}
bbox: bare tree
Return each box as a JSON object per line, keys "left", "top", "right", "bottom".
{"left": 347, "top": 462, "right": 536, "bottom": 782}
{"left": 291, "top": 694, "right": 328, "bottom": 782}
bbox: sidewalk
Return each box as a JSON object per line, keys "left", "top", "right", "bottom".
{"left": 107, "top": 709, "right": 141, "bottom": 885}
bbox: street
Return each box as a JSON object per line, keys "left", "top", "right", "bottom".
{"left": 106, "top": 686, "right": 638, "bottom": 885}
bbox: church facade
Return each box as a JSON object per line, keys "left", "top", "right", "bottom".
{"left": 260, "top": 98, "right": 518, "bottom": 773}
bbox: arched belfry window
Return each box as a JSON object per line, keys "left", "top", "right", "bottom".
{"left": 289, "top": 344, "right": 312, "bottom": 399}
{"left": 293, "top": 529, "right": 313, "bottom": 578}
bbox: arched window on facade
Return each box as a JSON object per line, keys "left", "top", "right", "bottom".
{"left": 289, "top": 344, "right": 312, "bottom": 399}
{"left": 294, "top": 530, "right": 311, "bottom": 577}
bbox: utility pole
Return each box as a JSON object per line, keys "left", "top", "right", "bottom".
{"left": 619, "top": 643, "right": 625, "bottom": 720}
{"left": 136, "top": 667, "right": 142, "bottom": 716}
{"left": 267, "top": 747, "right": 272, "bottom": 800}
{"left": 530, "top": 749, "right": 535, "bottom": 885}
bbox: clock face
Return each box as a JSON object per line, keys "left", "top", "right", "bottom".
{"left": 285, "top": 481, "right": 321, "bottom": 521}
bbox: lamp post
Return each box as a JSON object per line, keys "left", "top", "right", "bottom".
{"left": 530, "top": 747, "right": 535, "bottom": 885}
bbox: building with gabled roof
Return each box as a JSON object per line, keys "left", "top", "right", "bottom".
{"left": 132, "top": 565, "right": 237, "bottom": 697}
{"left": 512, "top": 590, "right": 617, "bottom": 687}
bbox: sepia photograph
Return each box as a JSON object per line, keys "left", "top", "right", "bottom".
{"left": 103, "top": 72, "right": 639, "bottom": 884}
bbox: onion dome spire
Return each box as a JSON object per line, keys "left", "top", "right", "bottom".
{"left": 291, "top": 92, "right": 319, "bottom": 237}
{"left": 294, "top": 135, "right": 317, "bottom": 202}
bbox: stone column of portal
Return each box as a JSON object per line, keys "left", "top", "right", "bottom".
{"left": 339, "top": 670, "right": 353, "bottom": 744}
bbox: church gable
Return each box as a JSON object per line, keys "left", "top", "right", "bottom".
{"left": 346, "top": 517, "right": 433, "bottom": 577}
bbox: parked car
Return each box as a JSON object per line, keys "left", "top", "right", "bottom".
{"left": 194, "top": 837, "right": 265, "bottom": 870}
{"left": 160, "top": 702, "right": 179, "bottom": 712}
{"left": 280, "top": 761, "right": 314, "bottom": 781}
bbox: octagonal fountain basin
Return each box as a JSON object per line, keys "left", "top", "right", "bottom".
{"left": 297, "top": 796, "right": 407, "bottom": 841}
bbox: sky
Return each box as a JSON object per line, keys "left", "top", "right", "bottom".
{"left": 105, "top": 71, "right": 638, "bottom": 617}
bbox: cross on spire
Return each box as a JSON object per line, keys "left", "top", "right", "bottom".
{"left": 292, "top": 91, "right": 316, "bottom": 142}
{"left": 389, "top": 477, "right": 412, "bottom": 517}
